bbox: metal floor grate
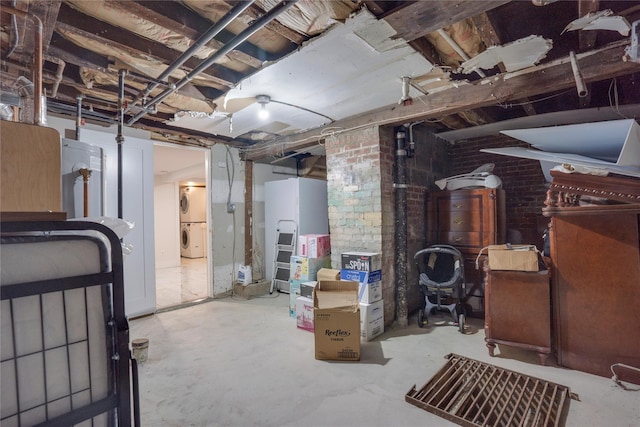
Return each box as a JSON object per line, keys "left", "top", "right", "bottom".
{"left": 406, "top": 354, "right": 575, "bottom": 427}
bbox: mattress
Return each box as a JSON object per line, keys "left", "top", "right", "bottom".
{"left": 1, "top": 231, "right": 116, "bottom": 427}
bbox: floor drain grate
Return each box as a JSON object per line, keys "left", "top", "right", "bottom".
{"left": 406, "top": 353, "right": 575, "bottom": 427}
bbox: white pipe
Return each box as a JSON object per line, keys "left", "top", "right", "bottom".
{"left": 570, "top": 51, "right": 588, "bottom": 98}
{"left": 437, "top": 29, "right": 486, "bottom": 78}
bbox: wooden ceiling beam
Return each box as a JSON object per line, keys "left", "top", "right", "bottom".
{"left": 245, "top": 41, "right": 640, "bottom": 160}
{"left": 382, "top": 0, "right": 511, "bottom": 42}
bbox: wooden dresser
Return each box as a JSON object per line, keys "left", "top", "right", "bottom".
{"left": 543, "top": 171, "right": 640, "bottom": 383}
{"left": 484, "top": 268, "right": 551, "bottom": 365}
{"left": 427, "top": 188, "right": 506, "bottom": 315}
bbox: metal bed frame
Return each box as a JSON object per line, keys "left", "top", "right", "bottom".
{"left": 1, "top": 220, "right": 139, "bottom": 426}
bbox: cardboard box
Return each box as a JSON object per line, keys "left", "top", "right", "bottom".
{"left": 317, "top": 268, "right": 340, "bottom": 281}
{"left": 289, "top": 280, "right": 302, "bottom": 318}
{"left": 341, "top": 252, "right": 382, "bottom": 272}
{"left": 313, "top": 281, "right": 361, "bottom": 361}
{"left": 299, "top": 234, "right": 331, "bottom": 258}
{"left": 485, "top": 245, "right": 539, "bottom": 272}
{"left": 300, "top": 281, "right": 317, "bottom": 299}
{"left": 290, "top": 256, "right": 331, "bottom": 281}
{"left": 340, "top": 269, "right": 382, "bottom": 304}
{"left": 360, "top": 299, "right": 384, "bottom": 341}
{"left": 296, "top": 296, "right": 315, "bottom": 332}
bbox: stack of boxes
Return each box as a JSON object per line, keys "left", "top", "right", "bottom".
{"left": 340, "top": 252, "right": 384, "bottom": 341}
{"left": 289, "top": 234, "right": 331, "bottom": 328}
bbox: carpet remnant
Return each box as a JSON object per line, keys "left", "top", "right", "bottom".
{"left": 406, "top": 353, "right": 575, "bottom": 427}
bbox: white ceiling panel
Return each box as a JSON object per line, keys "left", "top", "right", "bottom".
{"left": 169, "top": 8, "right": 434, "bottom": 139}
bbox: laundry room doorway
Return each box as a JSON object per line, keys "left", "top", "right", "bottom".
{"left": 153, "top": 143, "right": 211, "bottom": 310}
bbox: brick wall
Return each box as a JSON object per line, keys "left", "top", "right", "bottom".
{"left": 324, "top": 125, "right": 549, "bottom": 325}
{"left": 447, "top": 134, "right": 549, "bottom": 248}
{"left": 325, "top": 127, "right": 383, "bottom": 262}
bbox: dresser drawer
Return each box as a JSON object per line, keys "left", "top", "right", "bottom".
{"left": 436, "top": 195, "right": 482, "bottom": 213}
{"left": 436, "top": 210, "right": 483, "bottom": 232}
{"left": 436, "top": 231, "right": 482, "bottom": 249}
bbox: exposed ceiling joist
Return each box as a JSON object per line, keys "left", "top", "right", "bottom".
{"left": 382, "top": 0, "right": 511, "bottom": 42}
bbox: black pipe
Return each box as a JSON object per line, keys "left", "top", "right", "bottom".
{"left": 75, "top": 96, "right": 83, "bottom": 140}
{"left": 117, "top": 69, "right": 126, "bottom": 220}
{"left": 126, "top": 0, "right": 256, "bottom": 115}
{"left": 128, "top": 0, "right": 299, "bottom": 125}
{"left": 394, "top": 126, "right": 409, "bottom": 327}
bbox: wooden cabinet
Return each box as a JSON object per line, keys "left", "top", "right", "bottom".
{"left": 484, "top": 269, "right": 551, "bottom": 365}
{"left": 543, "top": 171, "right": 640, "bottom": 383}
{"left": 0, "top": 121, "right": 62, "bottom": 212}
{"left": 427, "top": 188, "right": 506, "bottom": 315}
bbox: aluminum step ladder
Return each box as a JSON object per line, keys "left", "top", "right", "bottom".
{"left": 270, "top": 220, "right": 297, "bottom": 294}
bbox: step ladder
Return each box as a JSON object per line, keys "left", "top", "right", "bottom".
{"left": 270, "top": 220, "right": 297, "bottom": 294}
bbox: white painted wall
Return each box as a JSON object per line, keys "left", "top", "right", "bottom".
{"left": 154, "top": 181, "right": 180, "bottom": 269}
{"left": 251, "top": 163, "right": 292, "bottom": 280}
{"left": 209, "top": 144, "right": 244, "bottom": 295}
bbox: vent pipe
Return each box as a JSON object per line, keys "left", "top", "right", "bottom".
{"left": 3, "top": 6, "right": 43, "bottom": 125}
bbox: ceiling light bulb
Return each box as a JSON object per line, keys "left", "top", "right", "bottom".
{"left": 258, "top": 103, "right": 269, "bottom": 120}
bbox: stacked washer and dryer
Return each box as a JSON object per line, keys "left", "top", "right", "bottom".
{"left": 179, "top": 186, "right": 207, "bottom": 258}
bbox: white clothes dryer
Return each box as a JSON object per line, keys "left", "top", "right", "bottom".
{"left": 180, "top": 222, "right": 205, "bottom": 258}
{"left": 180, "top": 186, "right": 206, "bottom": 223}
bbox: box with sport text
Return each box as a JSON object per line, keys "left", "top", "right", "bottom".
{"left": 313, "top": 281, "right": 360, "bottom": 361}
{"left": 341, "top": 252, "right": 381, "bottom": 272}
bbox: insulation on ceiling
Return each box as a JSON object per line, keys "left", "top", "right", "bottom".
{"left": 57, "top": 28, "right": 227, "bottom": 90}
{"left": 78, "top": 68, "right": 215, "bottom": 114}
{"left": 181, "top": 0, "right": 291, "bottom": 54}
{"left": 426, "top": 19, "right": 485, "bottom": 68}
{"left": 66, "top": 0, "right": 221, "bottom": 61}
{"left": 259, "top": 0, "right": 358, "bottom": 36}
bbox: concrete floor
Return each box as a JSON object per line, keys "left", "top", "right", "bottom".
{"left": 155, "top": 257, "right": 208, "bottom": 309}
{"left": 130, "top": 293, "right": 640, "bottom": 427}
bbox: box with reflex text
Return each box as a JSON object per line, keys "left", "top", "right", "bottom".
{"left": 313, "top": 281, "right": 360, "bottom": 361}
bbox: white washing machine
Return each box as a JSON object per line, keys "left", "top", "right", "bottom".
{"left": 180, "top": 186, "right": 206, "bottom": 223}
{"left": 180, "top": 222, "right": 205, "bottom": 258}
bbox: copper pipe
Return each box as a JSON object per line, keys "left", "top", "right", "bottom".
{"left": 78, "top": 168, "right": 92, "bottom": 217}
{"left": 2, "top": 6, "right": 43, "bottom": 124}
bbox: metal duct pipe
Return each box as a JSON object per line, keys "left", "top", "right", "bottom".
{"left": 2, "top": 0, "right": 19, "bottom": 60}
{"left": 45, "top": 55, "right": 65, "bottom": 98}
{"left": 394, "top": 126, "right": 409, "bottom": 327}
{"left": 3, "top": 6, "right": 43, "bottom": 125}
{"left": 570, "top": 51, "right": 588, "bottom": 98}
{"left": 128, "top": 0, "right": 299, "bottom": 125}
{"left": 126, "top": 0, "right": 256, "bottom": 114}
